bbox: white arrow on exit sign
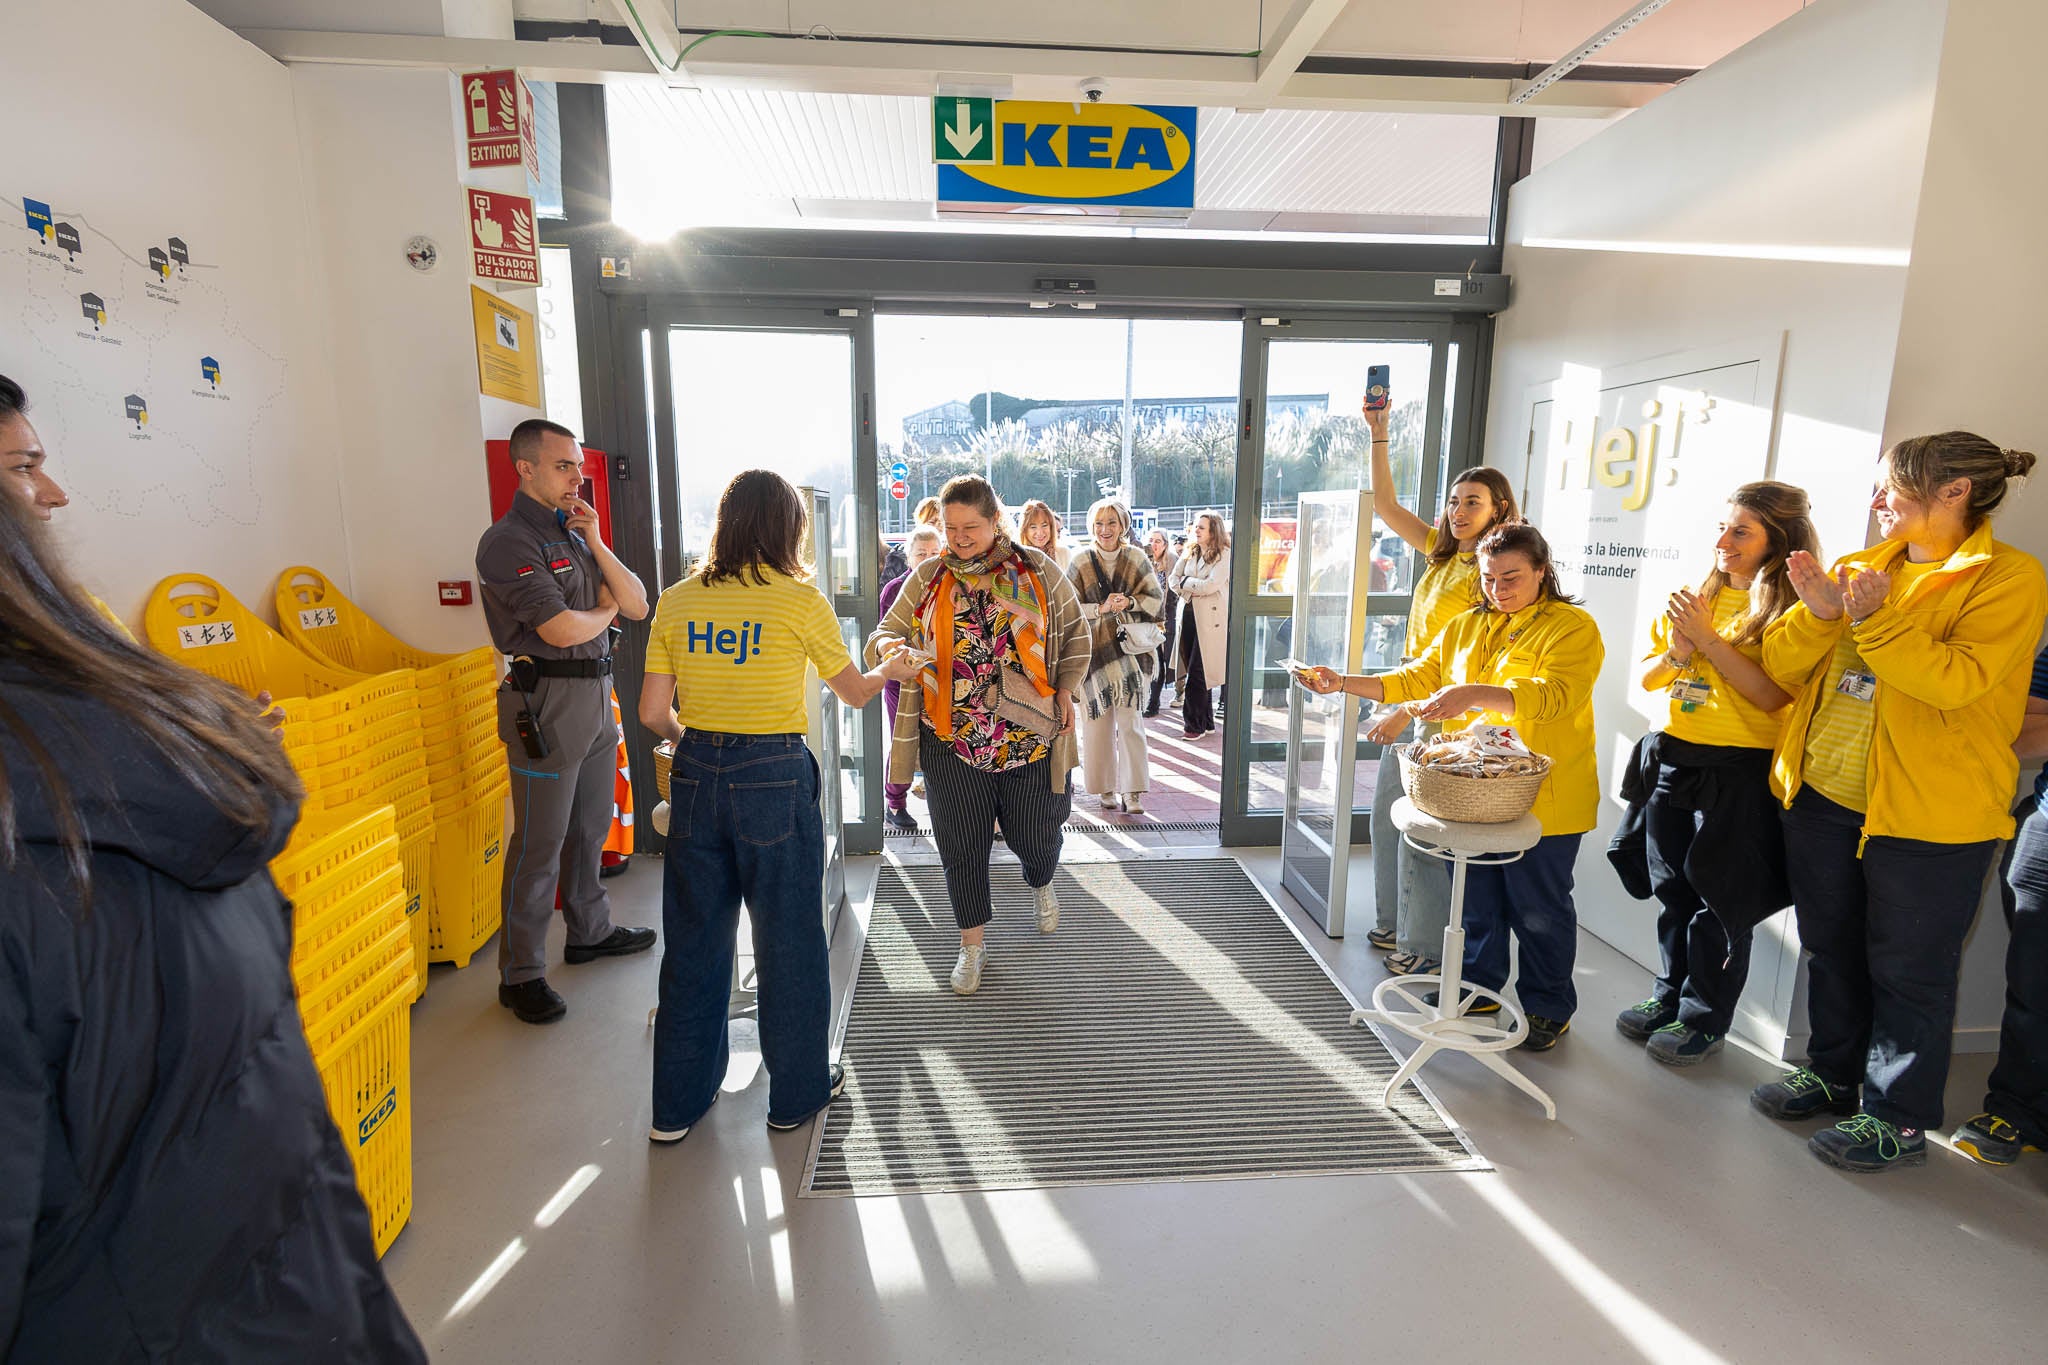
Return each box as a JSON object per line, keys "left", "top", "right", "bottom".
{"left": 932, "top": 97, "right": 993, "bottom": 163}
{"left": 944, "top": 101, "right": 982, "bottom": 156}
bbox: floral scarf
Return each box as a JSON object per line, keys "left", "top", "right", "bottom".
{"left": 915, "top": 533, "right": 1054, "bottom": 741}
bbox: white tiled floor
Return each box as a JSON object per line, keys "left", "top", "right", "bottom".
{"left": 384, "top": 848, "right": 2048, "bottom": 1364}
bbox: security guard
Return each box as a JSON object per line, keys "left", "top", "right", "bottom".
{"left": 476, "top": 418, "right": 656, "bottom": 1023}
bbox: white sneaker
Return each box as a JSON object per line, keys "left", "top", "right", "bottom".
{"left": 1098, "top": 792, "right": 1123, "bottom": 812}
{"left": 1035, "top": 882, "right": 1060, "bottom": 934}
{"left": 1122, "top": 792, "right": 1145, "bottom": 815}
{"left": 952, "top": 944, "right": 988, "bottom": 995}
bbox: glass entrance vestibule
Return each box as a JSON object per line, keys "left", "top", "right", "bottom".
{"left": 583, "top": 253, "right": 1496, "bottom": 856}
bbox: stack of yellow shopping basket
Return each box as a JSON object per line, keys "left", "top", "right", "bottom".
{"left": 144, "top": 574, "right": 436, "bottom": 998}
{"left": 271, "top": 805, "right": 415, "bottom": 1257}
{"left": 275, "top": 567, "right": 509, "bottom": 968}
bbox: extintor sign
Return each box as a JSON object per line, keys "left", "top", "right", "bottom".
{"left": 462, "top": 69, "right": 538, "bottom": 177}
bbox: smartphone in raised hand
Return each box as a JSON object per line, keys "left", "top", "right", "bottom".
{"left": 1364, "top": 364, "right": 1391, "bottom": 412}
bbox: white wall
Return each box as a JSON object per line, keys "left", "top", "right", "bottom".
{"left": 292, "top": 64, "right": 521, "bottom": 653}
{"left": 1879, "top": 0, "right": 2048, "bottom": 1050}
{"left": 0, "top": 0, "right": 348, "bottom": 628}
{"left": 1484, "top": 0, "right": 1952, "bottom": 1053}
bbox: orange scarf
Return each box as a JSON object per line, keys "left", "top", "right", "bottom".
{"left": 918, "top": 543, "right": 1054, "bottom": 740}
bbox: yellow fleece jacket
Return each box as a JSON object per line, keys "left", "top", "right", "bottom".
{"left": 1376, "top": 597, "right": 1605, "bottom": 836}
{"left": 1762, "top": 521, "right": 2047, "bottom": 844}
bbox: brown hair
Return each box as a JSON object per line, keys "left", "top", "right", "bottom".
{"left": 1017, "top": 499, "right": 1059, "bottom": 550}
{"left": 1476, "top": 522, "right": 1579, "bottom": 607}
{"left": 1700, "top": 481, "right": 1820, "bottom": 648}
{"left": 1883, "top": 431, "right": 2038, "bottom": 528}
{"left": 1426, "top": 467, "right": 1521, "bottom": 567}
{"left": 939, "top": 474, "right": 1004, "bottom": 524}
{"left": 0, "top": 494, "right": 301, "bottom": 900}
{"left": 913, "top": 495, "right": 941, "bottom": 526}
{"left": 1190, "top": 511, "right": 1230, "bottom": 563}
{"left": 696, "top": 469, "right": 809, "bottom": 588}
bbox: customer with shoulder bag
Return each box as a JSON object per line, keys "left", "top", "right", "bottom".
{"left": 1066, "top": 498, "right": 1164, "bottom": 814}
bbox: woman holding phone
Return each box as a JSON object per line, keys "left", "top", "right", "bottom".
{"left": 1755, "top": 432, "right": 2044, "bottom": 1172}
{"left": 1615, "top": 482, "right": 1815, "bottom": 1065}
{"left": 1361, "top": 394, "right": 1521, "bottom": 974}
{"left": 1302, "top": 523, "right": 1602, "bottom": 1051}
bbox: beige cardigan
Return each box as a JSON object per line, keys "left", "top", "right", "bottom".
{"left": 866, "top": 544, "right": 1091, "bottom": 792}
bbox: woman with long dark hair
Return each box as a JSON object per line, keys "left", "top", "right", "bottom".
{"left": 0, "top": 491, "right": 426, "bottom": 1359}
{"left": 1304, "top": 523, "right": 1604, "bottom": 1052}
{"left": 869, "top": 475, "right": 1090, "bottom": 995}
{"left": 1362, "top": 396, "right": 1522, "bottom": 973}
{"left": 1755, "top": 432, "right": 2045, "bottom": 1172}
{"left": 638, "top": 470, "right": 920, "bottom": 1142}
{"left": 1168, "top": 511, "right": 1231, "bottom": 740}
{"left": 1612, "top": 482, "right": 1816, "bottom": 1064}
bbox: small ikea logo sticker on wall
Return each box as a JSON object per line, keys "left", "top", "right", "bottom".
{"left": 936, "top": 102, "right": 1196, "bottom": 210}
{"left": 359, "top": 1086, "right": 398, "bottom": 1145}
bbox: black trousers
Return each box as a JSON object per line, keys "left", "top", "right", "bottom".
{"left": 920, "top": 727, "right": 1070, "bottom": 931}
{"left": 1988, "top": 801, "right": 2048, "bottom": 1142}
{"left": 1645, "top": 762, "right": 1754, "bottom": 1036}
{"left": 1781, "top": 786, "right": 1996, "bottom": 1130}
{"left": 1179, "top": 600, "right": 1222, "bottom": 734}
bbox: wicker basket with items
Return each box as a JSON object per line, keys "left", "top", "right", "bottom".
{"left": 1395, "top": 721, "right": 1551, "bottom": 824}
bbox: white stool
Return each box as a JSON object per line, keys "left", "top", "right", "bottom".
{"left": 1350, "top": 797, "right": 1557, "bottom": 1120}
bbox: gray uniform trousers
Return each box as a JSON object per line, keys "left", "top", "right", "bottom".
{"left": 497, "top": 674, "right": 619, "bottom": 984}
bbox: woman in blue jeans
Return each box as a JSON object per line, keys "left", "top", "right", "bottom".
{"left": 637, "top": 470, "right": 921, "bottom": 1143}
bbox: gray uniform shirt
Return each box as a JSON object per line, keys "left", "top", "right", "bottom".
{"left": 475, "top": 492, "right": 609, "bottom": 660}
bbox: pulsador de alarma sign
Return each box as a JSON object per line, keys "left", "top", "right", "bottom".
{"left": 936, "top": 101, "right": 1196, "bottom": 214}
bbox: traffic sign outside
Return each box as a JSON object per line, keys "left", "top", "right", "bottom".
{"left": 889, "top": 461, "right": 910, "bottom": 480}
{"left": 932, "top": 97, "right": 994, "bottom": 163}
{"left": 889, "top": 479, "right": 910, "bottom": 500}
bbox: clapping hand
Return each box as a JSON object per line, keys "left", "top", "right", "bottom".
{"left": 1785, "top": 551, "right": 1844, "bottom": 620}
{"left": 1840, "top": 566, "right": 1891, "bottom": 623}
{"left": 1666, "top": 587, "right": 1716, "bottom": 652}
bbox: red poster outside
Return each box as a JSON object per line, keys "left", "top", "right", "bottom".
{"left": 463, "top": 69, "right": 537, "bottom": 176}
{"left": 467, "top": 188, "right": 538, "bottom": 285}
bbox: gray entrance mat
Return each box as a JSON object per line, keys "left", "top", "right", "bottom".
{"left": 803, "top": 858, "right": 1486, "bottom": 1197}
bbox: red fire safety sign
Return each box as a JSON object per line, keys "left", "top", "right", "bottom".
{"left": 463, "top": 69, "right": 538, "bottom": 176}
{"left": 467, "top": 188, "right": 539, "bottom": 285}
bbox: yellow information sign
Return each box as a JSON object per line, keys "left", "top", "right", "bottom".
{"left": 471, "top": 286, "right": 541, "bottom": 407}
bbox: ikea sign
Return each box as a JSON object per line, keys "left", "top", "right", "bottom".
{"left": 935, "top": 101, "right": 1196, "bottom": 211}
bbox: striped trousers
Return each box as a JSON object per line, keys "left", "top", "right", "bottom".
{"left": 920, "top": 727, "right": 1071, "bottom": 930}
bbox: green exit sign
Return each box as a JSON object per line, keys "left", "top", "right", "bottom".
{"left": 932, "top": 97, "right": 994, "bottom": 163}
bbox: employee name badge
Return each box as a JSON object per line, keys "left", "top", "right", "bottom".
{"left": 1836, "top": 669, "right": 1878, "bottom": 702}
{"left": 1668, "top": 677, "right": 1712, "bottom": 712}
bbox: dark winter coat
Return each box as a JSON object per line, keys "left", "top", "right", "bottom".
{"left": 1607, "top": 730, "right": 1792, "bottom": 938}
{"left": 0, "top": 667, "right": 427, "bottom": 1363}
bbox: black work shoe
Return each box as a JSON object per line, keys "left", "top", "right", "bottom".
{"left": 884, "top": 805, "right": 919, "bottom": 831}
{"left": 1809, "top": 1114, "right": 1926, "bottom": 1172}
{"left": 1365, "top": 927, "right": 1398, "bottom": 951}
{"left": 498, "top": 978, "right": 567, "bottom": 1024}
{"left": 1646, "top": 1022, "right": 1725, "bottom": 1067}
{"left": 1951, "top": 1112, "right": 2039, "bottom": 1166}
{"left": 564, "top": 925, "right": 658, "bottom": 964}
{"left": 1750, "top": 1067, "right": 1858, "bottom": 1120}
{"left": 766, "top": 1063, "right": 846, "bottom": 1132}
{"left": 1520, "top": 1015, "right": 1571, "bottom": 1051}
{"left": 1615, "top": 997, "right": 1678, "bottom": 1042}
{"left": 1422, "top": 988, "right": 1502, "bottom": 1016}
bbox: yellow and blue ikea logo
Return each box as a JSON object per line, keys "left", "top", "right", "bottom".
{"left": 937, "top": 102, "right": 1196, "bottom": 210}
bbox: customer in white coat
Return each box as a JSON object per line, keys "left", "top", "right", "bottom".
{"left": 1168, "top": 511, "right": 1231, "bottom": 740}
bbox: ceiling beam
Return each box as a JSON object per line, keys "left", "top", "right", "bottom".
{"left": 234, "top": 28, "right": 1667, "bottom": 117}
{"left": 1251, "top": 0, "right": 1354, "bottom": 105}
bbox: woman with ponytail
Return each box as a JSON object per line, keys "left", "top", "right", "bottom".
{"left": 1755, "top": 433, "right": 2046, "bottom": 1173}
{"left": 1611, "top": 482, "right": 1817, "bottom": 1065}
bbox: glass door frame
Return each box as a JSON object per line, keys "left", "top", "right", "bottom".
{"left": 641, "top": 299, "right": 885, "bottom": 855}
{"left": 1219, "top": 315, "right": 1485, "bottom": 846}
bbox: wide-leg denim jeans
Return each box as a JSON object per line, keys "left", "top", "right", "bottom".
{"left": 651, "top": 732, "right": 832, "bottom": 1132}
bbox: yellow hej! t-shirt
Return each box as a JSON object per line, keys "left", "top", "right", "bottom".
{"left": 1647, "top": 586, "right": 1784, "bottom": 750}
{"left": 1800, "top": 558, "right": 1942, "bottom": 812}
{"left": 644, "top": 568, "right": 854, "bottom": 735}
{"left": 1404, "top": 528, "right": 1482, "bottom": 658}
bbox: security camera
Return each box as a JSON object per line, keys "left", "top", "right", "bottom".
{"left": 1080, "top": 79, "right": 1107, "bottom": 103}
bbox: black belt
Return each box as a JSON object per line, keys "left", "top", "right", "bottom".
{"left": 529, "top": 657, "right": 612, "bottom": 679}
